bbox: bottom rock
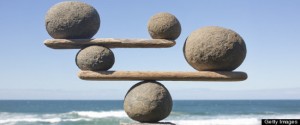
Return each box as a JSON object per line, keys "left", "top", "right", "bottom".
{"left": 124, "top": 81, "right": 173, "bottom": 122}
{"left": 120, "top": 122, "right": 175, "bottom": 125}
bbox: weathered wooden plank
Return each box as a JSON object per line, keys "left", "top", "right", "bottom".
{"left": 44, "top": 38, "right": 176, "bottom": 49}
{"left": 78, "top": 71, "right": 247, "bottom": 81}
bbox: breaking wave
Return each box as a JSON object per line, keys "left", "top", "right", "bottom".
{"left": 1, "top": 111, "right": 300, "bottom": 125}
{"left": 0, "top": 110, "right": 126, "bottom": 124}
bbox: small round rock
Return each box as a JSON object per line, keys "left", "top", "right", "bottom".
{"left": 124, "top": 81, "right": 172, "bottom": 123}
{"left": 147, "top": 12, "right": 181, "bottom": 40}
{"left": 183, "top": 26, "right": 247, "bottom": 71}
{"left": 45, "top": 1, "right": 100, "bottom": 39}
{"left": 76, "top": 46, "right": 114, "bottom": 71}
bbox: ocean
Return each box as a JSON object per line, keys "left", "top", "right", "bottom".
{"left": 0, "top": 100, "right": 299, "bottom": 125}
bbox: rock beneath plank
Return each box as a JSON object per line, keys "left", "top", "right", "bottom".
{"left": 120, "top": 122, "right": 175, "bottom": 125}
{"left": 76, "top": 46, "right": 114, "bottom": 71}
{"left": 124, "top": 81, "right": 172, "bottom": 123}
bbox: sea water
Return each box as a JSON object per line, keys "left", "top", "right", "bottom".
{"left": 0, "top": 100, "right": 299, "bottom": 125}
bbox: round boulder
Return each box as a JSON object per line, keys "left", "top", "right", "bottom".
{"left": 183, "top": 26, "right": 247, "bottom": 71}
{"left": 124, "top": 81, "right": 172, "bottom": 123}
{"left": 147, "top": 12, "right": 181, "bottom": 40}
{"left": 45, "top": 1, "right": 100, "bottom": 39}
{"left": 76, "top": 46, "right": 114, "bottom": 71}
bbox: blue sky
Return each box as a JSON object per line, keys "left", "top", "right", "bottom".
{"left": 0, "top": 0, "right": 299, "bottom": 100}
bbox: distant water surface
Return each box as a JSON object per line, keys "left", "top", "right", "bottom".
{"left": 0, "top": 100, "right": 299, "bottom": 125}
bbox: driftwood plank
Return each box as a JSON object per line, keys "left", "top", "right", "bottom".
{"left": 44, "top": 38, "right": 176, "bottom": 49}
{"left": 78, "top": 71, "right": 247, "bottom": 81}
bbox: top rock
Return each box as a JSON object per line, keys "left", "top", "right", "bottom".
{"left": 147, "top": 13, "right": 181, "bottom": 40}
{"left": 45, "top": 1, "right": 100, "bottom": 39}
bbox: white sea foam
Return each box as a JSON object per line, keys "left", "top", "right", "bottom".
{"left": 0, "top": 110, "right": 127, "bottom": 124}
{"left": 62, "top": 118, "right": 92, "bottom": 122}
{"left": 0, "top": 112, "right": 92, "bottom": 124}
{"left": 0, "top": 112, "right": 57, "bottom": 124}
{"left": 0, "top": 118, "right": 61, "bottom": 124}
{"left": 0, "top": 117, "right": 93, "bottom": 124}
{"left": 169, "top": 114, "right": 300, "bottom": 125}
{"left": 1, "top": 111, "right": 300, "bottom": 125}
{"left": 171, "top": 118, "right": 261, "bottom": 125}
{"left": 72, "top": 110, "right": 127, "bottom": 118}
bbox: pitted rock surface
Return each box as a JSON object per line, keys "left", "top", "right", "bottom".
{"left": 124, "top": 81, "right": 172, "bottom": 123}
{"left": 183, "top": 26, "right": 247, "bottom": 71}
{"left": 76, "top": 46, "right": 114, "bottom": 71}
{"left": 147, "top": 13, "right": 181, "bottom": 40}
{"left": 45, "top": 1, "right": 100, "bottom": 39}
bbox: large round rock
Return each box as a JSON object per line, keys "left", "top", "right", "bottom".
{"left": 45, "top": 1, "right": 100, "bottom": 39}
{"left": 147, "top": 12, "right": 181, "bottom": 40}
{"left": 184, "top": 26, "right": 247, "bottom": 71}
{"left": 76, "top": 46, "right": 114, "bottom": 71}
{"left": 124, "top": 81, "right": 172, "bottom": 123}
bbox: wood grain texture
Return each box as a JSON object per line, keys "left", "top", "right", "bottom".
{"left": 78, "top": 71, "right": 247, "bottom": 81}
{"left": 44, "top": 38, "right": 176, "bottom": 49}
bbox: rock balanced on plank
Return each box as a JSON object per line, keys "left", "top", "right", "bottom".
{"left": 148, "top": 12, "right": 181, "bottom": 40}
{"left": 45, "top": 1, "right": 100, "bottom": 39}
{"left": 183, "top": 26, "right": 247, "bottom": 71}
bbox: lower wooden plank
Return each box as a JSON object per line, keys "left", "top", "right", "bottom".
{"left": 78, "top": 71, "right": 247, "bottom": 81}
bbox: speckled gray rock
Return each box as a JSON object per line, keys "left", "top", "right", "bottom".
{"left": 124, "top": 81, "right": 172, "bottom": 123}
{"left": 147, "top": 13, "right": 181, "bottom": 40}
{"left": 120, "top": 122, "right": 175, "bottom": 125}
{"left": 76, "top": 46, "right": 114, "bottom": 71}
{"left": 45, "top": 1, "right": 100, "bottom": 39}
{"left": 183, "top": 26, "right": 247, "bottom": 71}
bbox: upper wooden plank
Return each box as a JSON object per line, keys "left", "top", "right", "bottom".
{"left": 78, "top": 71, "right": 248, "bottom": 81}
{"left": 44, "top": 38, "right": 176, "bottom": 49}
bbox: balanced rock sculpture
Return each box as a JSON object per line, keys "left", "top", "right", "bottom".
{"left": 44, "top": 2, "right": 248, "bottom": 124}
